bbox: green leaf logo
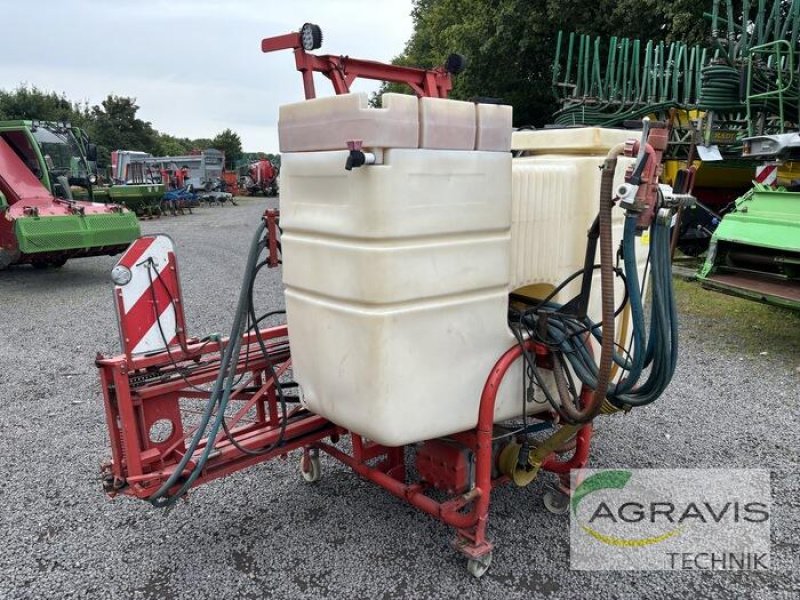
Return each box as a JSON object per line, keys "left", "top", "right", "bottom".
{"left": 572, "top": 470, "right": 682, "bottom": 547}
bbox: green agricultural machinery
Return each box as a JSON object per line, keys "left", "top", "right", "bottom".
{"left": 0, "top": 119, "right": 164, "bottom": 215}
{"left": 106, "top": 182, "right": 165, "bottom": 217}
{"left": 699, "top": 136, "right": 800, "bottom": 309}
{"left": 552, "top": 0, "right": 800, "bottom": 310}
{"left": 0, "top": 120, "right": 139, "bottom": 269}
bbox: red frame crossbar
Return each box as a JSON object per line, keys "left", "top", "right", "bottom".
{"left": 261, "top": 30, "right": 454, "bottom": 99}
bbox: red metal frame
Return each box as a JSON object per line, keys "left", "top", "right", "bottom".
{"left": 261, "top": 30, "right": 454, "bottom": 99}
{"left": 97, "top": 325, "right": 341, "bottom": 498}
{"left": 97, "top": 319, "right": 592, "bottom": 560}
{"left": 627, "top": 127, "right": 669, "bottom": 229}
{"left": 96, "top": 36, "right": 596, "bottom": 563}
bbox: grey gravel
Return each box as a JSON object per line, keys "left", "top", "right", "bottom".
{"left": 1, "top": 198, "right": 798, "bottom": 599}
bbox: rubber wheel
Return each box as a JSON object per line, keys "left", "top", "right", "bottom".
{"left": 467, "top": 552, "right": 492, "bottom": 578}
{"left": 300, "top": 454, "right": 321, "bottom": 483}
{"left": 543, "top": 489, "right": 570, "bottom": 515}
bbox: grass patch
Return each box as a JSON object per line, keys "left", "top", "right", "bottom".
{"left": 673, "top": 277, "right": 800, "bottom": 359}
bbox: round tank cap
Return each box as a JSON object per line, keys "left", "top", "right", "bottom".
{"left": 111, "top": 265, "right": 132, "bottom": 286}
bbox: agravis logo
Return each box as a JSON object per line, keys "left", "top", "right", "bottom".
{"left": 572, "top": 470, "right": 683, "bottom": 547}
{"left": 569, "top": 469, "right": 771, "bottom": 571}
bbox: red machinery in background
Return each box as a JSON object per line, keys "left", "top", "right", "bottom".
{"left": 239, "top": 158, "right": 277, "bottom": 196}
{"left": 222, "top": 171, "right": 240, "bottom": 196}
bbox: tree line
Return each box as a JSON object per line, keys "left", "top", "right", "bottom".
{"left": 384, "top": 0, "right": 723, "bottom": 127}
{"left": 0, "top": 86, "right": 244, "bottom": 169}
{"left": 3, "top": 1, "right": 722, "bottom": 170}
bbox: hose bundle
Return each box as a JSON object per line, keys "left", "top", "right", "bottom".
{"left": 510, "top": 152, "right": 679, "bottom": 424}
{"left": 697, "top": 64, "right": 743, "bottom": 111}
{"left": 147, "top": 221, "right": 289, "bottom": 507}
{"left": 553, "top": 0, "right": 800, "bottom": 131}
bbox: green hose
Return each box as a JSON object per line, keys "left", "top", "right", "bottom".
{"left": 698, "top": 64, "right": 743, "bottom": 110}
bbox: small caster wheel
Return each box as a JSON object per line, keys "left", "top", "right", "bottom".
{"left": 300, "top": 453, "right": 321, "bottom": 483}
{"left": 466, "top": 552, "right": 492, "bottom": 579}
{"left": 543, "top": 489, "right": 570, "bottom": 515}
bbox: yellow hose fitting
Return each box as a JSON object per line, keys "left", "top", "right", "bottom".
{"left": 498, "top": 424, "right": 581, "bottom": 487}
{"left": 600, "top": 399, "right": 621, "bottom": 414}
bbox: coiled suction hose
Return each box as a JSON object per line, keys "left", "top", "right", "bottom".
{"left": 552, "top": 143, "right": 624, "bottom": 424}
{"left": 697, "top": 63, "right": 742, "bottom": 110}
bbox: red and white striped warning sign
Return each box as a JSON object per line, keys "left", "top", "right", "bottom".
{"left": 755, "top": 164, "right": 778, "bottom": 186}
{"left": 113, "top": 235, "right": 187, "bottom": 357}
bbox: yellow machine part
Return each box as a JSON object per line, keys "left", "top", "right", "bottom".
{"left": 777, "top": 161, "right": 800, "bottom": 185}
{"left": 659, "top": 107, "right": 800, "bottom": 189}
{"left": 662, "top": 159, "right": 754, "bottom": 189}
{"left": 498, "top": 424, "right": 581, "bottom": 487}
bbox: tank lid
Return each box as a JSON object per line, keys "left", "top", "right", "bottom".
{"left": 512, "top": 127, "right": 634, "bottom": 154}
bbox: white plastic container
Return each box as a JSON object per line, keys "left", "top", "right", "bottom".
{"left": 281, "top": 103, "right": 646, "bottom": 445}
{"left": 279, "top": 93, "right": 419, "bottom": 152}
{"left": 476, "top": 104, "right": 513, "bottom": 151}
{"left": 509, "top": 127, "right": 648, "bottom": 322}
{"left": 418, "top": 97, "right": 477, "bottom": 150}
{"left": 281, "top": 149, "right": 515, "bottom": 445}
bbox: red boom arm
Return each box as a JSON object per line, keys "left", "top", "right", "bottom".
{"left": 261, "top": 25, "right": 457, "bottom": 99}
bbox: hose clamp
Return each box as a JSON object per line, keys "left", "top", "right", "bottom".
{"left": 658, "top": 184, "right": 695, "bottom": 209}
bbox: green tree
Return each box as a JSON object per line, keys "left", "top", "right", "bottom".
{"left": 0, "top": 85, "right": 87, "bottom": 125}
{"left": 383, "top": 0, "right": 713, "bottom": 127}
{"left": 90, "top": 95, "right": 159, "bottom": 166}
{"left": 189, "top": 138, "right": 214, "bottom": 152}
{"left": 0, "top": 86, "right": 276, "bottom": 167}
{"left": 156, "top": 133, "right": 192, "bottom": 156}
{"left": 211, "top": 129, "right": 243, "bottom": 169}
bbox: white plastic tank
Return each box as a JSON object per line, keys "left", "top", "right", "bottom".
{"left": 510, "top": 127, "right": 648, "bottom": 318}
{"left": 280, "top": 95, "right": 644, "bottom": 446}
{"left": 508, "top": 128, "right": 650, "bottom": 391}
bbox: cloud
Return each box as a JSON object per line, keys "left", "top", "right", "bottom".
{"left": 1, "top": 0, "right": 414, "bottom": 151}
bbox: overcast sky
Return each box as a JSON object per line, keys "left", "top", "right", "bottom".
{"left": 1, "top": 0, "right": 414, "bottom": 152}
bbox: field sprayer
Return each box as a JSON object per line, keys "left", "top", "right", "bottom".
{"left": 93, "top": 24, "right": 686, "bottom": 576}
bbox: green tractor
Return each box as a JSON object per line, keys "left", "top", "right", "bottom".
{"left": 0, "top": 119, "right": 165, "bottom": 216}
{"left": 0, "top": 120, "right": 140, "bottom": 269}
{"left": 0, "top": 120, "right": 102, "bottom": 201}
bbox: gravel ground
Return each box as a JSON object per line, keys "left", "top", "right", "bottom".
{"left": 1, "top": 197, "right": 798, "bottom": 599}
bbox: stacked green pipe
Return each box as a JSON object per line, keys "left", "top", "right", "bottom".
{"left": 552, "top": 0, "right": 800, "bottom": 132}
